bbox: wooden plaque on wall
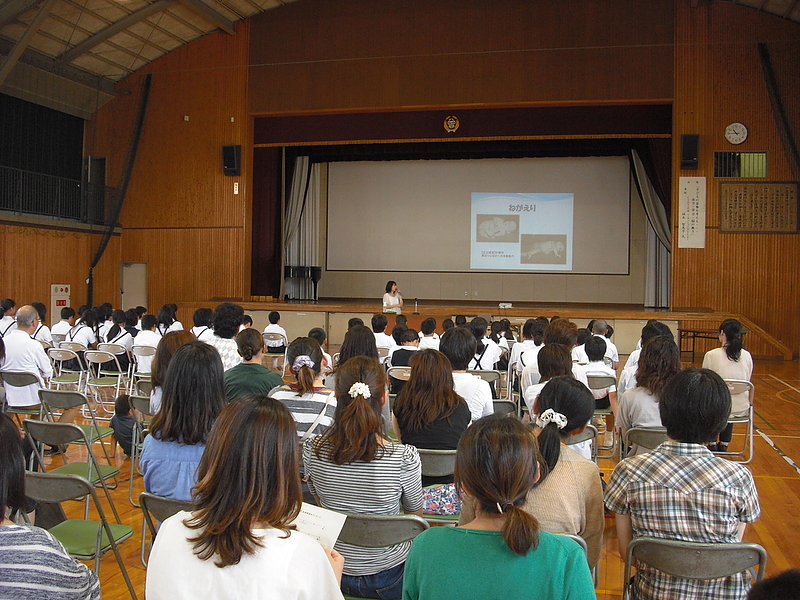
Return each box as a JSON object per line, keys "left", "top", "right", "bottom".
{"left": 719, "top": 182, "right": 799, "bottom": 233}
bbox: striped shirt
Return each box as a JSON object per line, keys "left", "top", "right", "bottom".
{"left": 605, "top": 441, "right": 761, "bottom": 600}
{"left": 302, "top": 439, "right": 423, "bottom": 576}
{"left": 269, "top": 385, "right": 336, "bottom": 439}
{"left": 0, "top": 524, "right": 100, "bottom": 600}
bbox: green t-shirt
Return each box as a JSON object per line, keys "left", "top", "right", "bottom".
{"left": 402, "top": 527, "right": 595, "bottom": 600}
{"left": 223, "top": 362, "right": 284, "bottom": 401}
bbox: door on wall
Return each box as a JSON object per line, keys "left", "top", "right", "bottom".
{"left": 121, "top": 262, "right": 147, "bottom": 311}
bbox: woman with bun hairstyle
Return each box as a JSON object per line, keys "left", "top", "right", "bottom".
{"left": 146, "top": 397, "right": 345, "bottom": 600}
{"left": 461, "top": 377, "right": 603, "bottom": 568}
{"left": 224, "top": 328, "right": 284, "bottom": 401}
{"left": 304, "top": 356, "right": 423, "bottom": 600}
{"left": 702, "top": 318, "right": 753, "bottom": 452}
{"left": 404, "top": 414, "right": 595, "bottom": 600}
{"left": 269, "top": 337, "right": 336, "bottom": 440}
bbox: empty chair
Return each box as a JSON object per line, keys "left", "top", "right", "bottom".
{"left": 718, "top": 379, "right": 755, "bottom": 464}
{"left": 83, "top": 350, "right": 125, "bottom": 410}
{"left": 492, "top": 399, "right": 517, "bottom": 416}
{"left": 623, "top": 537, "right": 767, "bottom": 600}
{"left": 38, "top": 389, "right": 113, "bottom": 455}
{"left": 47, "top": 347, "right": 86, "bottom": 391}
{"left": 24, "top": 471, "right": 137, "bottom": 600}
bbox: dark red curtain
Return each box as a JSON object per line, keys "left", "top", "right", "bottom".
{"left": 251, "top": 147, "right": 282, "bottom": 297}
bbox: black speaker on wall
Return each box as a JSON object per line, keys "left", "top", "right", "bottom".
{"left": 680, "top": 134, "right": 699, "bottom": 170}
{"left": 222, "top": 145, "right": 241, "bottom": 176}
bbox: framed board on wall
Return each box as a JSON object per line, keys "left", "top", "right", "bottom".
{"left": 719, "top": 182, "right": 799, "bottom": 233}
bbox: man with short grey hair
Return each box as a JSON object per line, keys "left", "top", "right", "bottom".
{"left": 2, "top": 305, "right": 52, "bottom": 408}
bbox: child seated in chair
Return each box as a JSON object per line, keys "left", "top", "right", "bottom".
{"left": 111, "top": 394, "right": 135, "bottom": 457}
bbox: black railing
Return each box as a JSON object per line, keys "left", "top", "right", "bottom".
{"left": 0, "top": 165, "right": 118, "bottom": 226}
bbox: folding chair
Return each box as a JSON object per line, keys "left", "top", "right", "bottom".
{"left": 129, "top": 394, "right": 154, "bottom": 507}
{"left": 51, "top": 332, "right": 66, "bottom": 345}
{"left": 339, "top": 513, "right": 429, "bottom": 600}
{"left": 622, "top": 536, "right": 767, "bottom": 600}
{"left": 492, "top": 399, "right": 517, "bottom": 416}
{"left": 557, "top": 533, "right": 596, "bottom": 585}
{"left": 587, "top": 375, "right": 617, "bottom": 458}
{"left": 24, "top": 472, "right": 138, "bottom": 600}
{"left": 262, "top": 333, "right": 288, "bottom": 373}
{"left": 47, "top": 347, "right": 86, "bottom": 391}
{"left": 622, "top": 426, "right": 668, "bottom": 458}
{"left": 98, "top": 342, "right": 132, "bottom": 380}
{"left": 0, "top": 371, "right": 44, "bottom": 421}
{"left": 468, "top": 369, "right": 502, "bottom": 399}
{"left": 38, "top": 389, "right": 114, "bottom": 464}
{"left": 564, "top": 423, "right": 599, "bottom": 463}
{"left": 417, "top": 448, "right": 459, "bottom": 525}
{"left": 140, "top": 491, "right": 194, "bottom": 566}
{"left": 84, "top": 350, "right": 125, "bottom": 415}
{"left": 59, "top": 340, "right": 87, "bottom": 353}
{"left": 23, "top": 419, "right": 121, "bottom": 520}
{"left": 718, "top": 379, "right": 755, "bottom": 464}
{"left": 387, "top": 366, "right": 412, "bottom": 382}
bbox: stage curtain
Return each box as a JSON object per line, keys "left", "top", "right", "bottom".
{"left": 282, "top": 156, "right": 320, "bottom": 300}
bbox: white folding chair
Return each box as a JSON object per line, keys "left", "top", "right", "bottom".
{"left": 587, "top": 375, "right": 617, "bottom": 458}
{"left": 718, "top": 379, "right": 755, "bottom": 464}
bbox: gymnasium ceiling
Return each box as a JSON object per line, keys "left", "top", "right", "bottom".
{"left": 0, "top": 0, "right": 799, "bottom": 119}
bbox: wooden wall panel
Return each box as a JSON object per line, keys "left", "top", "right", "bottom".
{"left": 672, "top": 2, "right": 800, "bottom": 357}
{"left": 0, "top": 225, "right": 120, "bottom": 317}
{"left": 249, "top": 0, "right": 674, "bottom": 114}
{"left": 84, "top": 21, "right": 252, "bottom": 308}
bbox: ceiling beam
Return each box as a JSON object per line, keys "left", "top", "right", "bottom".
{"left": 0, "top": 0, "right": 42, "bottom": 28}
{"left": 176, "top": 0, "right": 235, "bottom": 35}
{"left": 784, "top": 0, "right": 800, "bottom": 19}
{"left": 57, "top": 0, "right": 176, "bottom": 65}
{"left": 0, "top": 37, "right": 117, "bottom": 95}
{"left": 0, "top": 0, "right": 58, "bottom": 85}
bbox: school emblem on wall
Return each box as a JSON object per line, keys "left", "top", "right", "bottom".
{"left": 444, "top": 115, "right": 460, "bottom": 133}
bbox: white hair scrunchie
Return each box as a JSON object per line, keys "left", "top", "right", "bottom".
{"left": 535, "top": 408, "right": 568, "bottom": 430}
{"left": 348, "top": 382, "right": 371, "bottom": 399}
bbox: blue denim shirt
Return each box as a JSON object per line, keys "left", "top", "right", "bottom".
{"left": 140, "top": 435, "right": 205, "bottom": 502}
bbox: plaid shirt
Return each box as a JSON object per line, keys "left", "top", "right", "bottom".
{"left": 605, "top": 441, "right": 761, "bottom": 600}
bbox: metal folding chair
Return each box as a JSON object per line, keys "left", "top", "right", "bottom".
{"left": 129, "top": 394, "right": 154, "bottom": 507}
{"left": 622, "top": 536, "right": 767, "bottom": 600}
{"left": 492, "top": 399, "right": 517, "bottom": 416}
{"left": 139, "top": 491, "right": 194, "bottom": 566}
{"left": 564, "top": 423, "right": 599, "bottom": 463}
{"left": 24, "top": 472, "right": 137, "bottom": 600}
{"left": 84, "top": 350, "right": 125, "bottom": 415}
{"left": 47, "top": 347, "right": 86, "bottom": 391}
{"left": 38, "top": 389, "right": 115, "bottom": 464}
{"left": 417, "top": 448, "right": 459, "bottom": 525}
{"left": 587, "top": 374, "right": 617, "bottom": 458}
{"left": 718, "top": 379, "right": 755, "bottom": 464}
{"left": 622, "top": 426, "right": 668, "bottom": 458}
{"left": 130, "top": 345, "right": 156, "bottom": 394}
{"left": 0, "top": 370, "right": 44, "bottom": 421}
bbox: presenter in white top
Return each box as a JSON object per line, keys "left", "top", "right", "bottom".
{"left": 382, "top": 281, "right": 404, "bottom": 314}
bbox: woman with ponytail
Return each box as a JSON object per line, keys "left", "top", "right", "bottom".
{"left": 269, "top": 337, "right": 336, "bottom": 440}
{"left": 404, "top": 414, "right": 595, "bottom": 600}
{"left": 460, "top": 377, "right": 603, "bottom": 568}
{"left": 223, "top": 328, "right": 284, "bottom": 401}
{"left": 702, "top": 318, "right": 753, "bottom": 452}
{"left": 304, "top": 356, "right": 423, "bottom": 600}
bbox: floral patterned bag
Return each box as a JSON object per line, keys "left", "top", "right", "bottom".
{"left": 422, "top": 483, "right": 461, "bottom": 515}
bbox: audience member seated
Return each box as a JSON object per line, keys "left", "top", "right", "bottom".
{"left": 618, "top": 320, "right": 674, "bottom": 395}
{"left": 516, "top": 316, "right": 548, "bottom": 379}
{"left": 509, "top": 318, "right": 537, "bottom": 374}
{"left": 135, "top": 306, "right": 147, "bottom": 330}
{"left": 66, "top": 308, "right": 98, "bottom": 349}
{"left": 371, "top": 313, "right": 393, "bottom": 350}
{"left": 149, "top": 330, "right": 197, "bottom": 413}
{"left": 467, "top": 317, "right": 502, "bottom": 372}
{"left": 51, "top": 306, "right": 76, "bottom": 337}
{"left": 239, "top": 314, "right": 253, "bottom": 332}
{"left": 583, "top": 336, "right": 618, "bottom": 437}
{"left": 208, "top": 302, "right": 244, "bottom": 371}
{"left": 403, "top": 414, "right": 595, "bottom": 600}
{"left": 133, "top": 314, "right": 161, "bottom": 374}
{"left": 0, "top": 413, "right": 101, "bottom": 599}
{"left": 269, "top": 337, "right": 336, "bottom": 441}
{"left": 392, "top": 349, "right": 470, "bottom": 485}
{"left": 263, "top": 311, "right": 288, "bottom": 354}
{"left": 102, "top": 309, "right": 134, "bottom": 372}
{"left": 140, "top": 342, "right": 226, "bottom": 501}
{"left": 746, "top": 569, "right": 800, "bottom": 600}
{"left": 189, "top": 308, "right": 215, "bottom": 343}
{"left": 1, "top": 306, "right": 53, "bottom": 412}
{"left": 29, "top": 302, "right": 52, "bottom": 346}
{"left": 304, "top": 357, "right": 423, "bottom": 600}
{"left": 616, "top": 337, "right": 681, "bottom": 456}
{"left": 387, "top": 328, "right": 420, "bottom": 395}
{"left": 157, "top": 303, "right": 183, "bottom": 336}
{"left": 417, "top": 318, "right": 440, "bottom": 351}
{"left": 523, "top": 344, "right": 574, "bottom": 411}
{"left": 441, "top": 318, "right": 454, "bottom": 332}
{"left": 308, "top": 327, "right": 333, "bottom": 376}
{"left": 348, "top": 317, "right": 364, "bottom": 330}
{"left": 224, "top": 328, "right": 284, "bottom": 401}
{"left": 124, "top": 308, "right": 139, "bottom": 339}
{"left": 461, "top": 377, "right": 604, "bottom": 569}
{"left": 440, "top": 327, "right": 493, "bottom": 422}
{"left": 146, "top": 397, "right": 344, "bottom": 600}
{"left": 0, "top": 299, "right": 16, "bottom": 337}
{"left": 488, "top": 321, "right": 510, "bottom": 371}
{"left": 521, "top": 319, "right": 588, "bottom": 390}
{"left": 605, "top": 367, "right": 761, "bottom": 600}
{"left": 702, "top": 318, "right": 753, "bottom": 453}
{"left": 110, "top": 394, "right": 135, "bottom": 457}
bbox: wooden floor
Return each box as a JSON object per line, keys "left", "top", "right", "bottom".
{"left": 47, "top": 355, "right": 800, "bottom": 600}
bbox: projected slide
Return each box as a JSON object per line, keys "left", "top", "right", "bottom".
{"left": 470, "top": 193, "right": 574, "bottom": 271}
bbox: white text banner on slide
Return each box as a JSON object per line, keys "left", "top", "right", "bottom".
{"left": 470, "top": 193, "right": 574, "bottom": 271}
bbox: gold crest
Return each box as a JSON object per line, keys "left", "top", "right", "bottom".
{"left": 444, "top": 115, "right": 460, "bottom": 133}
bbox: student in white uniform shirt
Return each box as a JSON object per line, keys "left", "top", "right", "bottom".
{"left": 517, "top": 317, "right": 549, "bottom": 375}
{"left": 263, "top": 311, "right": 288, "bottom": 354}
{"left": 440, "top": 327, "right": 493, "bottom": 422}
{"left": 622, "top": 320, "right": 673, "bottom": 371}
{"left": 51, "top": 306, "right": 76, "bottom": 337}
{"left": 66, "top": 309, "right": 98, "bottom": 350}
{"left": 1, "top": 306, "right": 52, "bottom": 408}
{"left": 0, "top": 299, "right": 17, "bottom": 338}
{"left": 371, "top": 314, "right": 394, "bottom": 350}
{"left": 189, "top": 308, "right": 215, "bottom": 343}
{"left": 520, "top": 319, "right": 589, "bottom": 390}
{"left": 29, "top": 302, "right": 53, "bottom": 346}
{"left": 467, "top": 317, "right": 502, "bottom": 373}
{"left": 417, "top": 318, "right": 440, "bottom": 351}
{"left": 132, "top": 314, "right": 161, "bottom": 373}
{"left": 156, "top": 304, "right": 184, "bottom": 336}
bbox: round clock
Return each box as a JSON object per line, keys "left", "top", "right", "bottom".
{"left": 725, "top": 122, "right": 748, "bottom": 145}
